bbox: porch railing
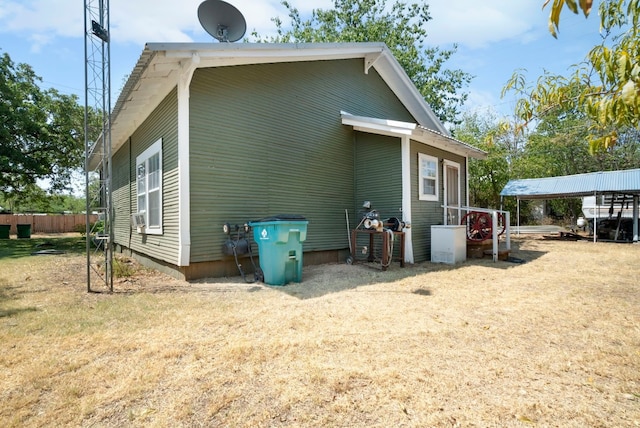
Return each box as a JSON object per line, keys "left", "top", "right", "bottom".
{"left": 443, "top": 205, "right": 511, "bottom": 262}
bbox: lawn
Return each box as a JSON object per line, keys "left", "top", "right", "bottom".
{"left": 0, "top": 235, "right": 638, "bottom": 427}
{"left": 0, "top": 235, "right": 85, "bottom": 259}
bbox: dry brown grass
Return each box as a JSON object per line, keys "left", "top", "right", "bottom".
{"left": 0, "top": 236, "right": 639, "bottom": 427}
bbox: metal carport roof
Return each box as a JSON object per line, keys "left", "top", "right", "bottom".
{"left": 500, "top": 168, "right": 640, "bottom": 242}
{"left": 500, "top": 168, "right": 640, "bottom": 199}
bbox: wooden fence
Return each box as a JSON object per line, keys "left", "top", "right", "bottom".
{"left": 0, "top": 214, "right": 99, "bottom": 235}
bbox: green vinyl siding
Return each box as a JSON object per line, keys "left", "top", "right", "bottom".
{"left": 354, "top": 132, "right": 402, "bottom": 220}
{"left": 189, "top": 59, "right": 415, "bottom": 262}
{"left": 112, "top": 88, "right": 180, "bottom": 265}
{"left": 112, "top": 139, "right": 131, "bottom": 246}
{"left": 352, "top": 132, "right": 403, "bottom": 259}
{"left": 410, "top": 140, "right": 467, "bottom": 262}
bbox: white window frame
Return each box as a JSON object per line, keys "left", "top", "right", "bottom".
{"left": 135, "top": 138, "right": 163, "bottom": 235}
{"left": 418, "top": 153, "right": 439, "bottom": 201}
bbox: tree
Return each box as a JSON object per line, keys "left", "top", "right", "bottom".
{"left": 505, "top": 0, "right": 639, "bottom": 152}
{"left": 516, "top": 91, "right": 640, "bottom": 174}
{"left": 0, "top": 185, "right": 87, "bottom": 213}
{"left": 252, "top": 0, "right": 472, "bottom": 125}
{"left": 0, "top": 51, "right": 88, "bottom": 197}
{"left": 452, "top": 108, "right": 621, "bottom": 222}
{"left": 453, "top": 112, "right": 514, "bottom": 210}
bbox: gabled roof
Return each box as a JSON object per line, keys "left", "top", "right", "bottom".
{"left": 103, "top": 42, "right": 450, "bottom": 156}
{"left": 500, "top": 168, "right": 640, "bottom": 199}
{"left": 340, "top": 112, "right": 486, "bottom": 159}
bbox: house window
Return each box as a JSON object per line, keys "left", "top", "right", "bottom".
{"left": 136, "top": 138, "right": 163, "bottom": 234}
{"left": 418, "top": 153, "right": 438, "bottom": 201}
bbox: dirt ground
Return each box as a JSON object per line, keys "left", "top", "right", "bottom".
{"left": 0, "top": 235, "right": 639, "bottom": 427}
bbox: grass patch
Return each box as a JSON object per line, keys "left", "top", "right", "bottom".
{"left": 113, "top": 257, "right": 136, "bottom": 278}
{"left": 0, "top": 236, "right": 85, "bottom": 259}
{"left": 0, "top": 237, "right": 638, "bottom": 426}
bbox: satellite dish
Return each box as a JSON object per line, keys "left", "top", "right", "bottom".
{"left": 198, "top": 0, "right": 246, "bottom": 42}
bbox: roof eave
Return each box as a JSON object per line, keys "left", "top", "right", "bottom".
{"left": 341, "top": 112, "right": 487, "bottom": 159}
{"left": 99, "top": 42, "right": 460, "bottom": 165}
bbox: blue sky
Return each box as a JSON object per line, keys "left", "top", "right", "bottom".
{"left": 0, "top": 0, "right": 604, "bottom": 119}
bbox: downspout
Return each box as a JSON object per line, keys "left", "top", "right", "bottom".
{"left": 401, "top": 135, "right": 414, "bottom": 263}
{"left": 352, "top": 131, "right": 358, "bottom": 234}
{"left": 128, "top": 137, "right": 133, "bottom": 250}
{"left": 176, "top": 53, "right": 199, "bottom": 266}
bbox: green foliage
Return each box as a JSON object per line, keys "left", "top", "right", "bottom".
{"left": 458, "top": 103, "right": 640, "bottom": 222}
{"left": 0, "top": 51, "right": 102, "bottom": 205}
{"left": 544, "top": 0, "right": 594, "bottom": 38}
{"left": 113, "top": 257, "right": 136, "bottom": 278}
{"left": 509, "top": 1, "right": 640, "bottom": 152}
{"left": 0, "top": 187, "right": 86, "bottom": 213}
{"left": 92, "top": 220, "right": 105, "bottom": 234}
{"left": 453, "top": 112, "right": 513, "bottom": 210}
{"left": 515, "top": 99, "right": 640, "bottom": 174}
{"left": 74, "top": 222, "right": 88, "bottom": 236}
{"left": 252, "top": 0, "right": 471, "bottom": 124}
{"left": 0, "top": 52, "right": 82, "bottom": 194}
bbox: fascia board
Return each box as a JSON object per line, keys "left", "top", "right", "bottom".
{"left": 369, "top": 48, "right": 448, "bottom": 136}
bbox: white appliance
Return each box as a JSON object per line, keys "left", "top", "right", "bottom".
{"left": 431, "top": 225, "right": 466, "bottom": 264}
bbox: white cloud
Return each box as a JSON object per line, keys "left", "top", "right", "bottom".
{"left": 461, "top": 88, "right": 519, "bottom": 118}
{"left": 115, "top": 0, "right": 289, "bottom": 45}
{"left": 425, "top": 1, "right": 545, "bottom": 48}
{"left": 0, "top": 0, "right": 548, "bottom": 50}
{"left": 0, "top": 0, "right": 81, "bottom": 50}
{"left": 0, "top": 0, "right": 574, "bottom": 115}
{"left": 0, "top": 1, "right": 338, "bottom": 48}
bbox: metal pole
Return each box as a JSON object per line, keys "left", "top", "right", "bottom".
{"left": 517, "top": 198, "right": 520, "bottom": 235}
{"left": 633, "top": 195, "right": 639, "bottom": 243}
{"left": 84, "top": 0, "right": 112, "bottom": 292}
{"left": 83, "top": 0, "right": 91, "bottom": 293}
{"left": 105, "top": 0, "right": 113, "bottom": 292}
{"left": 492, "top": 211, "right": 498, "bottom": 262}
{"left": 593, "top": 191, "right": 597, "bottom": 243}
{"left": 505, "top": 211, "right": 511, "bottom": 252}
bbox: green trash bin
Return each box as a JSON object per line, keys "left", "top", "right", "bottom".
{"left": 250, "top": 215, "right": 308, "bottom": 286}
{"left": 0, "top": 224, "right": 9, "bottom": 239}
{"left": 17, "top": 224, "right": 31, "bottom": 239}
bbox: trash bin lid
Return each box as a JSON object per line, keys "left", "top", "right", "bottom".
{"left": 256, "top": 214, "right": 306, "bottom": 222}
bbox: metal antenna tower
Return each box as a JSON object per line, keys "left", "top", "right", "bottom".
{"left": 84, "top": 0, "right": 113, "bottom": 292}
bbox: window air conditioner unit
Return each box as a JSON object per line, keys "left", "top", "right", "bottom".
{"left": 131, "top": 213, "right": 146, "bottom": 233}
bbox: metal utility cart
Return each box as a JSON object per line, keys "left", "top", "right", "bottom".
{"left": 347, "top": 204, "right": 407, "bottom": 270}
{"left": 349, "top": 228, "right": 405, "bottom": 271}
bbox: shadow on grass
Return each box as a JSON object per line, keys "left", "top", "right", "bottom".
{"left": 0, "top": 237, "right": 86, "bottom": 259}
{"left": 0, "top": 306, "right": 38, "bottom": 317}
{"left": 266, "top": 239, "right": 547, "bottom": 300}
{"left": 0, "top": 274, "right": 40, "bottom": 313}
{"left": 6, "top": 238, "right": 545, "bottom": 300}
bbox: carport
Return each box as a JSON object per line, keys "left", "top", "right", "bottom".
{"left": 500, "top": 168, "right": 640, "bottom": 243}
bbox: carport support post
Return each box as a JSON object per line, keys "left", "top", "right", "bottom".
{"left": 593, "top": 191, "right": 597, "bottom": 243}
{"left": 516, "top": 198, "right": 520, "bottom": 235}
{"left": 505, "top": 211, "right": 511, "bottom": 251}
{"left": 633, "top": 195, "right": 639, "bottom": 243}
